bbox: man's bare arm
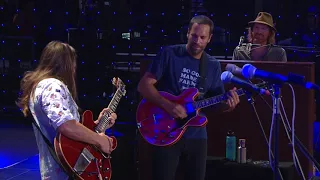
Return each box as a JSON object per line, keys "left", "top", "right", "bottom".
{"left": 137, "top": 72, "right": 172, "bottom": 109}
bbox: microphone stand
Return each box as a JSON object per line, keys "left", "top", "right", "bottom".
{"left": 272, "top": 84, "right": 281, "bottom": 180}
{"left": 291, "top": 133, "right": 320, "bottom": 173}
{"left": 246, "top": 79, "right": 285, "bottom": 180}
{"left": 244, "top": 81, "right": 283, "bottom": 180}
{"left": 257, "top": 84, "right": 320, "bottom": 179}
{"left": 245, "top": 90, "right": 284, "bottom": 180}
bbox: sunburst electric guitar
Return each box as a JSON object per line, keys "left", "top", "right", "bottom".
{"left": 54, "top": 77, "right": 126, "bottom": 180}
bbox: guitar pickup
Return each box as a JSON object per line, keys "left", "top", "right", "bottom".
{"left": 73, "top": 148, "right": 95, "bottom": 175}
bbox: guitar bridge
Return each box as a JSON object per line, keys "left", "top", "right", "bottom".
{"left": 73, "top": 147, "right": 95, "bottom": 175}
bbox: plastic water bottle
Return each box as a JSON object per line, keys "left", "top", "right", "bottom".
{"left": 226, "top": 130, "right": 236, "bottom": 161}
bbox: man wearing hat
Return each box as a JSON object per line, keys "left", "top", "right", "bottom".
{"left": 232, "top": 12, "right": 287, "bottom": 62}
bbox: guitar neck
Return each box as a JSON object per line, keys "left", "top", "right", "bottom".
{"left": 193, "top": 88, "right": 246, "bottom": 110}
{"left": 107, "top": 88, "right": 123, "bottom": 113}
{"left": 95, "top": 88, "right": 123, "bottom": 133}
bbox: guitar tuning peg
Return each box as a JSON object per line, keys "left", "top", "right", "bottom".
{"left": 103, "top": 92, "right": 106, "bottom": 97}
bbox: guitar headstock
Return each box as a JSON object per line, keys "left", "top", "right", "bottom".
{"left": 112, "top": 77, "right": 126, "bottom": 96}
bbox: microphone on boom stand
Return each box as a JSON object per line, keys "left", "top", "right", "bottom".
{"left": 227, "top": 63, "right": 320, "bottom": 180}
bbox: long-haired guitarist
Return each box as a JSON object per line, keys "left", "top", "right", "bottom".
{"left": 16, "top": 41, "right": 117, "bottom": 180}
{"left": 137, "top": 15, "right": 240, "bottom": 180}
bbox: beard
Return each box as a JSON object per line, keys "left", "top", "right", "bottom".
{"left": 189, "top": 44, "right": 204, "bottom": 56}
{"left": 253, "top": 34, "right": 267, "bottom": 44}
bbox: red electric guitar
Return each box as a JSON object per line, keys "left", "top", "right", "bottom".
{"left": 136, "top": 87, "right": 246, "bottom": 147}
{"left": 54, "top": 77, "right": 126, "bottom": 180}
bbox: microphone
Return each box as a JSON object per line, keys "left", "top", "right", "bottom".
{"left": 239, "top": 42, "right": 261, "bottom": 52}
{"left": 221, "top": 71, "right": 271, "bottom": 95}
{"left": 241, "top": 64, "right": 320, "bottom": 90}
{"left": 225, "top": 63, "right": 243, "bottom": 76}
{"left": 237, "top": 36, "right": 245, "bottom": 49}
{"left": 246, "top": 43, "right": 252, "bottom": 52}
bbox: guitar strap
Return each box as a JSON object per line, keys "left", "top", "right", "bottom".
{"left": 197, "top": 52, "right": 208, "bottom": 99}
{"left": 30, "top": 117, "right": 77, "bottom": 180}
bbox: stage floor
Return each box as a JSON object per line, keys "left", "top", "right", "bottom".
{"left": 0, "top": 117, "right": 138, "bottom": 180}
{"left": 0, "top": 120, "right": 40, "bottom": 180}
{"left": 1, "top": 118, "right": 320, "bottom": 180}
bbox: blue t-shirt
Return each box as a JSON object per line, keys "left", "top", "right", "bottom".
{"left": 147, "top": 44, "right": 225, "bottom": 139}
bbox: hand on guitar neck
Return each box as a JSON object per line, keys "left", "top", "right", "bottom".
{"left": 223, "top": 87, "right": 240, "bottom": 112}
{"left": 162, "top": 87, "right": 240, "bottom": 118}
{"left": 94, "top": 108, "right": 117, "bottom": 130}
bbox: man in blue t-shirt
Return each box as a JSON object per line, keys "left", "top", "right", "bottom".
{"left": 137, "top": 15, "right": 240, "bottom": 180}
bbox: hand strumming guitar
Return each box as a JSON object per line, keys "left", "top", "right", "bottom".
{"left": 163, "top": 101, "right": 188, "bottom": 119}
{"left": 97, "top": 133, "right": 114, "bottom": 154}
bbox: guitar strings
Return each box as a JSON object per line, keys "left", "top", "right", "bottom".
{"left": 96, "top": 110, "right": 113, "bottom": 132}
{"left": 96, "top": 81, "right": 125, "bottom": 132}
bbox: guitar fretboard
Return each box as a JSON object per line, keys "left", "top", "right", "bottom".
{"left": 95, "top": 88, "right": 124, "bottom": 133}
{"left": 108, "top": 90, "right": 123, "bottom": 112}
{"left": 193, "top": 88, "right": 245, "bottom": 109}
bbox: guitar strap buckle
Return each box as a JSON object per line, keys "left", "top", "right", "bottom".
{"left": 197, "top": 52, "right": 208, "bottom": 100}
{"left": 197, "top": 78, "right": 206, "bottom": 100}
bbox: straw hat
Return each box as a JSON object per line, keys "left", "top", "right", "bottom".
{"left": 248, "top": 12, "right": 276, "bottom": 31}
